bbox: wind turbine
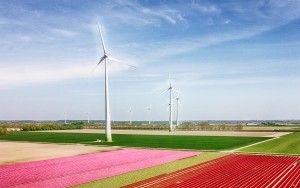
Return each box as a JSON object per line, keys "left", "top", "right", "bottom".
{"left": 95, "top": 23, "right": 134, "bottom": 142}
{"left": 147, "top": 105, "right": 151, "bottom": 125}
{"left": 162, "top": 75, "right": 177, "bottom": 132}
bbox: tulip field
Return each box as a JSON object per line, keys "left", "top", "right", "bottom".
{"left": 125, "top": 154, "right": 300, "bottom": 188}
{"left": 0, "top": 130, "right": 299, "bottom": 187}
{"left": 0, "top": 149, "right": 198, "bottom": 188}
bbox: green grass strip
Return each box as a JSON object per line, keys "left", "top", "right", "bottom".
{"left": 239, "top": 132, "right": 300, "bottom": 155}
{"left": 76, "top": 152, "right": 225, "bottom": 188}
{"left": 0, "top": 132, "right": 268, "bottom": 151}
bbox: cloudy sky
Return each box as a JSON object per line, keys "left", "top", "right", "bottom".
{"left": 0, "top": 0, "right": 300, "bottom": 120}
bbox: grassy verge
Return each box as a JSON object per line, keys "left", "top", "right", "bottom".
{"left": 77, "top": 152, "right": 225, "bottom": 188}
{"left": 0, "top": 132, "right": 268, "bottom": 151}
{"left": 239, "top": 132, "right": 300, "bottom": 155}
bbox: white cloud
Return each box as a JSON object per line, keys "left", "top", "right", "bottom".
{"left": 50, "top": 28, "right": 79, "bottom": 37}
{"left": 0, "top": 62, "right": 130, "bottom": 89}
{"left": 191, "top": 2, "right": 221, "bottom": 15}
{"left": 141, "top": 7, "right": 184, "bottom": 25}
{"left": 225, "top": 0, "right": 300, "bottom": 23}
{"left": 181, "top": 76, "right": 300, "bottom": 87}
{"left": 105, "top": 1, "right": 185, "bottom": 26}
{"left": 223, "top": 18, "right": 231, "bottom": 24}
{"left": 17, "top": 35, "right": 31, "bottom": 42}
{"left": 135, "top": 25, "right": 270, "bottom": 62}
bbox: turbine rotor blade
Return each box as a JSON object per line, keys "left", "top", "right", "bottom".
{"left": 97, "top": 24, "right": 107, "bottom": 54}
{"left": 92, "top": 55, "right": 106, "bottom": 73}
{"left": 108, "top": 57, "right": 136, "bottom": 69}
{"left": 173, "top": 88, "right": 179, "bottom": 94}
{"left": 161, "top": 88, "right": 169, "bottom": 95}
{"left": 97, "top": 55, "right": 106, "bottom": 66}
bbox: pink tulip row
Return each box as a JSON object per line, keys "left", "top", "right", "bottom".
{"left": 0, "top": 148, "right": 198, "bottom": 188}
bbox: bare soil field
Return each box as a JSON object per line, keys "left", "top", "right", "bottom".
{"left": 0, "top": 141, "right": 118, "bottom": 164}
{"left": 40, "top": 129, "right": 290, "bottom": 137}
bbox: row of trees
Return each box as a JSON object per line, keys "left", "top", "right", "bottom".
{"left": 21, "top": 122, "right": 84, "bottom": 131}
{"left": 85, "top": 122, "right": 169, "bottom": 130}
{"left": 0, "top": 121, "right": 244, "bottom": 132}
{"left": 178, "top": 122, "right": 243, "bottom": 131}
{"left": 83, "top": 122, "right": 243, "bottom": 131}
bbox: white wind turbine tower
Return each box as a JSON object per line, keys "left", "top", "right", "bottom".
{"left": 95, "top": 23, "right": 135, "bottom": 142}
{"left": 64, "top": 112, "right": 67, "bottom": 124}
{"left": 129, "top": 107, "right": 132, "bottom": 125}
{"left": 175, "top": 96, "right": 180, "bottom": 128}
{"left": 162, "top": 75, "right": 177, "bottom": 132}
{"left": 86, "top": 112, "right": 90, "bottom": 124}
{"left": 147, "top": 105, "right": 152, "bottom": 125}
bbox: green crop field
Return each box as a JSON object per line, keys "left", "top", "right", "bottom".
{"left": 240, "top": 132, "right": 300, "bottom": 155}
{"left": 0, "top": 132, "right": 268, "bottom": 151}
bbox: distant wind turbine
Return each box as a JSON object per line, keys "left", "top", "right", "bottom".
{"left": 64, "top": 112, "right": 67, "bottom": 124}
{"left": 95, "top": 23, "right": 135, "bottom": 142}
{"left": 86, "top": 112, "right": 90, "bottom": 124}
{"left": 129, "top": 107, "right": 132, "bottom": 125}
{"left": 147, "top": 105, "right": 152, "bottom": 125}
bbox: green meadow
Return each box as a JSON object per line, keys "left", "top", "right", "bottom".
{"left": 240, "top": 132, "right": 300, "bottom": 155}
{"left": 0, "top": 131, "right": 268, "bottom": 151}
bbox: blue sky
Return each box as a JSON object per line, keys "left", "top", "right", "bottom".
{"left": 0, "top": 0, "right": 300, "bottom": 120}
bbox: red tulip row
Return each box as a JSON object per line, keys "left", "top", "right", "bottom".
{"left": 125, "top": 154, "right": 300, "bottom": 188}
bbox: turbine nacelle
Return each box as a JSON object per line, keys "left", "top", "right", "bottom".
{"left": 96, "top": 24, "right": 136, "bottom": 69}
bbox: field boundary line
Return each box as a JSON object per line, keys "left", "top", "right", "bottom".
{"left": 83, "top": 143, "right": 219, "bottom": 152}
{"left": 225, "top": 136, "right": 279, "bottom": 152}
{"left": 234, "top": 151, "right": 300, "bottom": 156}
{"left": 226, "top": 132, "right": 293, "bottom": 152}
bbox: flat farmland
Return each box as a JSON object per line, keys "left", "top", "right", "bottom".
{"left": 0, "top": 132, "right": 269, "bottom": 151}
{"left": 125, "top": 154, "right": 300, "bottom": 188}
{"left": 0, "top": 141, "right": 117, "bottom": 164}
{"left": 240, "top": 132, "right": 300, "bottom": 155}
